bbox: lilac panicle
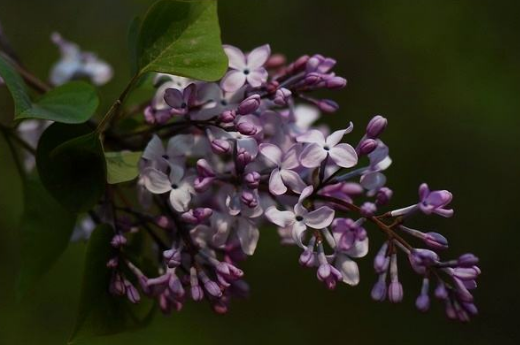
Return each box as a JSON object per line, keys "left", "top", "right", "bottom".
{"left": 80, "top": 41, "right": 483, "bottom": 322}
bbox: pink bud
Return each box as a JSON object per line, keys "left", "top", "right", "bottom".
{"left": 220, "top": 109, "right": 236, "bottom": 123}
{"left": 237, "top": 94, "right": 261, "bottom": 115}
{"left": 366, "top": 115, "right": 388, "bottom": 138}
{"left": 211, "top": 139, "right": 231, "bottom": 154}
{"left": 244, "top": 171, "right": 261, "bottom": 189}
{"left": 325, "top": 76, "right": 347, "bottom": 89}
{"left": 236, "top": 121, "right": 258, "bottom": 136}
{"left": 316, "top": 99, "right": 339, "bottom": 113}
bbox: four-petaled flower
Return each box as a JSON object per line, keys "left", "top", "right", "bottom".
{"left": 265, "top": 186, "right": 335, "bottom": 248}
{"left": 221, "top": 44, "right": 271, "bottom": 92}
{"left": 297, "top": 124, "right": 358, "bottom": 168}
{"left": 142, "top": 165, "right": 195, "bottom": 212}
{"left": 259, "top": 143, "right": 306, "bottom": 195}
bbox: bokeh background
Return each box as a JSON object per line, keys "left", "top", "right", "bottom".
{"left": 1, "top": 0, "right": 519, "bottom": 344}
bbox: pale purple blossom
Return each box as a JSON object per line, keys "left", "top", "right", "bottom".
{"left": 221, "top": 44, "right": 271, "bottom": 92}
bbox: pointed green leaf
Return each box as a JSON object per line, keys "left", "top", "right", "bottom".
{"left": 137, "top": 0, "right": 228, "bottom": 81}
{"left": 105, "top": 151, "right": 143, "bottom": 184}
{"left": 17, "top": 177, "right": 76, "bottom": 298}
{"left": 0, "top": 54, "right": 32, "bottom": 114}
{"left": 20, "top": 81, "right": 100, "bottom": 123}
{"left": 36, "top": 123, "right": 106, "bottom": 213}
{"left": 0, "top": 55, "right": 99, "bottom": 124}
{"left": 69, "top": 224, "right": 155, "bottom": 343}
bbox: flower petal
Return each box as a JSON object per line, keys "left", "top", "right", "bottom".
{"left": 169, "top": 188, "right": 191, "bottom": 212}
{"left": 299, "top": 143, "right": 327, "bottom": 168}
{"left": 280, "top": 169, "right": 306, "bottom": 194}
{"left": 237, "top": 217, "right": 260, "bottom": 255}
{"left": 221, "top": 70, "right": 246, "bottom": 93}
{"left": 298, "top": 185, "right": 314, "bottom": 204}
{"left": 164, "top": 88, "right": 183, "bottom": 108}
{"left": 265, "top": 206, "right": 295, "bottom": 228}
{"left": 142, "top": 167, "right": 171, "bottom": 194}
{"left": 167, "top": 134, "right": 194, "bottom": 158}
{"left": 168, "top": 164, "right": 185, "bottom": 185}
{"left": 335, "top": 254, "right": 360, "bottom": 286}
{"left": 269, "top": 169, "right": 287, "bottom": 195}
{"left": 237, "top": 137, "right": 258, "bottom": 159}
{"left": 281, "top": 144, "right": 301, "bottom": 170}
{"left": 304, "top": 206, "right": 335, "bottom": 229}
{"left": 142, "top": 135, "right": 165, "bottom": 161}
{"left": 246, "top": 68, "right": 268, "bottom": 87}
{"left": 329, "top": 143, "right": 358, "bottom": 168}
{"left": 259, "top": 143, "right": 283, "bottom": 166}
{"left": 211, "top": 213, "right": 232, "bottom": 247}
{"left": 247, "top": 44, "right": 271, "bottom": 68}
{"left": 296, "top": 129, "right": 326, "bottom": 146}
{"left": 291, "top": 221, "right": 308, "bottom": 249}
{"left": 223, "top": 45, "right": 246, "bottom": 70}
{"left": 326, "top": 123, "right": 354, "bottom": 147}
{"left": 360, "top": 171, "right": 387, "bottom": 191}
{"left": 344, "top": 238, "right": 369, "bottom": 258}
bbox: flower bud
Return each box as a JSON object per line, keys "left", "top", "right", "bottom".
{"left": 236, "top": 148, "right": 252, "bottom": 168}
{"left": 244, "top": 171, "right": 261, "bottom": 189}
{"left": 371, "top": 275, "right": 387, "bottom": 301}
{"left": 237, "top": 94, "right": 261, "bottom": 115}
{"left": 423, "top": 232, "right": 449, "bottom": 250}
{"left": 388, "top": 281, "right": 403, "bottom": 303}
{"left": 265, "top": 53, "right": 286, "bottom": 69}
{"left": 360, "top": 202, "right": 377, "bottom": 217}
{"left": 434, "top": 281, "right": 449, "bottom": 300}
{"left": 325, "top": 76, "right": 347, "bottom": 89}
{"left": 366, "top": 115, "right": 388, "bottom": 139}
{"left": 125, "top": 281, "right": 141, "bottom": 303}
{"left": 457, "top": 253, "right": 479, "bottom": 267}
{"left": 376, "top": 187, "right": 393, "bottom": 206}
{"left": 305, "top": 72, "right": 323, "bottom": 86}
{"left": 357, "top": 138, "right": 378, "bottom": 155}
{"left": 240, "top": 190, "right": 258, "bottom": 208}
{"left": 273, "top": 88, "right": 292, "bottom": 106}
{"left": 155, "top": 215, "right": 172, "bottom": 229}
{"left": 220, "top": 109, "right": 236, "bottom": 123}
{"left": 236, "top": 121, "right": 258, "bottom": 136}
{"left": 211, "top": 139, "right": 231, "bottom": 154}
{"left": 416, "top": 294, "right": 430, "bottom": 312}
{"left": 316, "top": 99, "right": 339, "bottom": 113}
{"left": 110, "top": 234, "right": 127, "bottom": 248}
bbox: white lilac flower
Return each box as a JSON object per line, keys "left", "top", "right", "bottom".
{"left": 141, "top": 165, "right": 195, "bottom": 212}
{"left": 259, "top": 143, "right": 306, "bottom": 195}
{"left": 142, "top": 134, "right": 194, "bottom": 170}
{"left": 49, "top": 32, "right": 112, "bottom": 86}
{"left": 265, "top": 186, "right": 335, "bottom": 248}
{"left": 220, "top": 44, "right": 271, "bottom": 92}
{"left": 297, "top": 124, "right": 358, "bottom": 169}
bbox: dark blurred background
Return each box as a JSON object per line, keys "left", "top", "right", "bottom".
{"left": 1, "top": 0, "right": 519, "bottom": 344}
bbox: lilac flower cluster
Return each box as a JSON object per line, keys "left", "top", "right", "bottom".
{"left": 99, "top": 44, "right": 480, "bottom": 319}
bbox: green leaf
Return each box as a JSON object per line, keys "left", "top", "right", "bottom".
{"left": 0, "top": 54, "right": 32, "bottom": 114}
{"left": 20, "top": 81, "right": 100, "bottom": 124}
{"left": 16, "top": 177, "right": 76, "bottom": 298}
{"left": 137, "top": 0, "right": 228, "bottom": 81}
{"left": 36, "top": 123, "right": 106, "bottom": 213}
{"left": 0, "top": 130, "right": 24, "bottom": 230}
{"left": 0, "top": 55, "right": 99, "bottom": 124}
{"left": 105, "top": 151, "right": 143, "bottom": 184}
{"left": 69, "top": 224, "right": 155, "bottom": 343}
